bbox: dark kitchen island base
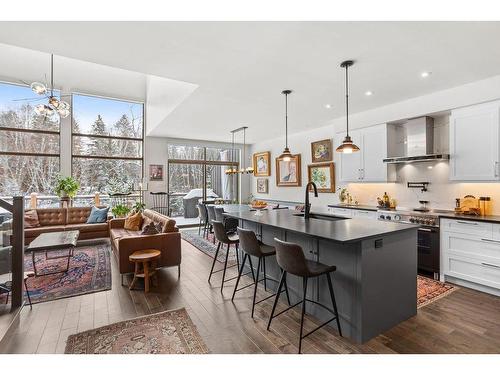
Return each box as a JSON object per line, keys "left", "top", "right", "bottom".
{"left": 229, "top": 209, "right": 418, "bottom": 344}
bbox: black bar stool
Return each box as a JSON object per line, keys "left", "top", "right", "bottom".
{"left": 206, "top": 205, "right": 217, "bottom": 243}
{"left": 208, "top": 220, "right": 240, "bottom": 292}
{"left": 267, "top": 238, "right": 342, "bottom": 354}
{"left": 214, "top": 207, "right": 238, "bottom": 234}
{"left": 197, "top": 203, "right": 208, "bottom": 237}
{"left": 232, "top": 227, "right": 291, "bottom": 317}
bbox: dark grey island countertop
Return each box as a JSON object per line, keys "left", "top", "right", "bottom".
{"left": 225, "top": 208, "right": 418, "bottom": 243}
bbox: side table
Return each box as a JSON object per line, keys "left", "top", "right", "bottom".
{"left": 129, "top": 249, "right": 161, "bottom": 293}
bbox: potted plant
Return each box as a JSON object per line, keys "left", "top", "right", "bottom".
{"left": 132, "top": 201, "right": 146, "bottom": 213}
{"left": 55, "top": 176, "right": 80, "bottom": 199}
{"left": 112, "top": 204, "right": 131, "bottom": 218}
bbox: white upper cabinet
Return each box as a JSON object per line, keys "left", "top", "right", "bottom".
{"left": 450, "top": 101, "right": 500, "bottom": 181}
{"left": 336, "top": 123, "right": 396, "bottom": 183}
{"left": 337, "top": 129, "right": 362, "bottom": 182}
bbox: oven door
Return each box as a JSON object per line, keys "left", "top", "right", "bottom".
{"left": 417, "top": 226, "right": 440, "bottom": 276}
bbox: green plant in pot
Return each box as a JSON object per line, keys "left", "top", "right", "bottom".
{"left": 55, "top": 176, "right": 80, "bottom": 199}
{"left": 132, "top": 201, "right": 146, "bottom": 213}
{"left": 112, "top": 204, "right": 130, "bottom": 218}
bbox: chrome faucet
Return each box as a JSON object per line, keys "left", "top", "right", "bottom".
{"left": 304, "top": 182, "right": 318, "bottom": 220}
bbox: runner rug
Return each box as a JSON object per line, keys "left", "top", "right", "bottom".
{"left": 65, "top": 308, "right": 209, "bottom": 354}
{"left": 181, "top": 229, "right": 237, "bottom": 264}
{"left": 417, "top": 275, "right": 458, "bottom": 308}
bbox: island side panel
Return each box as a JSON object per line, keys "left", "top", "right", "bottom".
{"left": 317, "top": 239, "right": 362, "bottom": 342}
{"left": 359, "top": 229, "right": 418, "bottom": 342}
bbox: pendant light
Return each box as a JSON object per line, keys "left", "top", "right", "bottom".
{"left": 29, "top": 54, "right": 71, "bottom": 119}
{"left": 336, "top": 60, "right": 360, "bottom": 153}
{"left": 279, "top": 89, "right": 293, "bottom": 161}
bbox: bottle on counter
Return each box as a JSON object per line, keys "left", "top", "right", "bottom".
{"left": 382, "top": 192, "right": 390, "bottom": 208}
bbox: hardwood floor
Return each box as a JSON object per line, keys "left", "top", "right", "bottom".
{"left": 1, "top": 238, "right": 499, "bottom": 354}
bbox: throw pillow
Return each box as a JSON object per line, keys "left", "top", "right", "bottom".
{"left": 24, "top": 210, "right": 40, "bottom": 228}
{"left": 124, "top": 211, "right": 143, "bottom": 231}
{"left": 86, "top": 206, "right": 110, "bottom": 224}
{"left": 155, "top": 222, "right": 163, "bottom": 233}
{"left": 141, "top": 222, "right": 160, "bottom": 235}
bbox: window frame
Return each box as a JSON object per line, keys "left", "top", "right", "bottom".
{"left": 0, "top": 80, "right": 61, "bottom": 195}
{"left": 70, "top": 92, "right": 145, "bottom": 180}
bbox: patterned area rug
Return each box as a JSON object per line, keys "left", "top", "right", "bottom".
{"left": 65, "top": 308, "right": 209, "bottom": 354}
{"left": 181, "top": 229, "right": 237, "bottom": 264}
{"left": 0, "top": 243, "right": 111, "bottom": 305}
{"left": 417, "top": 275, "right": 458, "bottom": 308}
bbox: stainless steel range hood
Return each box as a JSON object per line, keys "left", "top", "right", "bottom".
{"left": 383, "top": 116, "right": 450, "bottom": 164}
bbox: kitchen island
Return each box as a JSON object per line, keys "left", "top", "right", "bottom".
{"left": 225, "top": 208, "right": 419, "bottom": 343}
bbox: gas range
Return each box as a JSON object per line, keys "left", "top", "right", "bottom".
{"left": 377, "top": 208, "right": 440, "bottom": 227}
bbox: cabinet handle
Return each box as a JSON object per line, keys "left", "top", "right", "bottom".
{"left": 481, "top": 238, "right": 500, "bottom": 244}
{"left": 481, "top": 262, "right": 500, "bottom": 269}
{"left": 456, "top": 221, "right": 479, "bottom": 225}
{"left": 361, "top": 169, "right": 365, "bottom": 179}
{"left": 495, "top": 162, "right": 499, "bottom": 177}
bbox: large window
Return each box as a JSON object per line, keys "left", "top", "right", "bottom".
{"left": 0, "top": 82, "right": 60, "bottom": 196}
{"left": 71, "top": 94, "right": 144, "bottom": 194}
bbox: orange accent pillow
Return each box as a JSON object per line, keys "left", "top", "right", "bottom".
{"left": 24, "top": 210, "right": 40, "bottom": 228}
{"left": 124, "top": 212, "right": 143, "bottom": 231}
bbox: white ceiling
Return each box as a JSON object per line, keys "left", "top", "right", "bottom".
{"left": 1, "top": 21, "right": 500, "bottom": 143}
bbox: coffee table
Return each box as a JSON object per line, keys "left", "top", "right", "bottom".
{"left": 27, "top": 230, "right": 79, "bottom": 276}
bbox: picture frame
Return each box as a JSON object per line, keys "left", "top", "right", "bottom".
{"left": 311, "top": 139, "right": 333, "bottom": 163}
{"left": 253, "top": 151, "right": 271, "bottom": 176}
{"left": 149, "top": 164, "right": 164, "bottom": 181}
{"left": 307, "top": 162, "right": 335, "bottom": 193}
{"left": 256, "top": 178, "right": 269, "bottom": 194}
{"left": 276, "top": 154, "right": 301, "bottom": 187}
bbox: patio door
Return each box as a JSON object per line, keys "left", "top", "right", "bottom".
{"left": 166, "top": 145, "right": 239, "bottom": 226}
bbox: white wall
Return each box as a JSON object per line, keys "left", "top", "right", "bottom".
{"left": 249, "top": 74, "right": 500, "bottom": 214}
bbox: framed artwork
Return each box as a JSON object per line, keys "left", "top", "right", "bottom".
{"left": 276, "top": 154, "right": 301, "bottom": 187}
{"left": 149, "top": 164, "right": 164, "bottom": 181}
{"left": 256, "top": 178, "right": 269, "bottom": 194}
{"left": 253, "top": 151, "right": 271, "bottom": 176}
{"left": 308, "top": 162, "right": 335, "bottom": 193}
{"left": 311, "top": 139, "right": 333, "bottom": 163}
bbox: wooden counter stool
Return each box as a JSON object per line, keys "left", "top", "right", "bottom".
{"left": 129, "top": 249, "right": 161, "bottom": 293}
{"left": 267, "top": 238, "right": 342, "bottom": 354}
{"left": 208, "top": 220, "right": 240, "bottom": 292}
{"left": 232, "top": 227, "right": 291, "bottom": 317}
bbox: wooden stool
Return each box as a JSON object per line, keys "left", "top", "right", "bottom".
{"left": 129, "top": 249, "right": 161, "bottom": 293}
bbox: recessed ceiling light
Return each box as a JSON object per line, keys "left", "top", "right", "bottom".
{"left": 365, "top": 91, "right": 373, "bottom": 96}
{"left": 324, "top": 104, "right": 332, "bottom": 109}
{"left": 421, "top": 71, "right": 431, "bottom": 78}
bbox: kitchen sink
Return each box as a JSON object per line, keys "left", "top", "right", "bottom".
{"left": 292, "top": 212, "right": 347, "bottom": 221}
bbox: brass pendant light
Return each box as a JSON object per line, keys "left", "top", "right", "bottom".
{"left": 279, "top": 89, "right": 293, "bottom": 161}
{"left": 336, "top": 60, "right": 360, "bottom": 153}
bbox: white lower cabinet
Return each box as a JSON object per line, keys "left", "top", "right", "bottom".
{"left": 328, "top": 207, "right": 354, "bottom": 218}
{"left": 327, "top": 207, "right": 378, "bottom": 219}
{"left": 441, "top": 218, "right": 500, "bottom": 295}
{"left": 352, "top": 210, "right": 378, "bottom": 219}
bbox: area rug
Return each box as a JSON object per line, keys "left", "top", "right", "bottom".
{"left": 65, "top": 308, "right": 209, "bottom": 354}
{"left": 417, "top": 275, "right": 458, "bottom": 308}
{"left": 0, "top": 243, "right": 112, "bottom": 305}
{"left": 181, "top": 229, "right": 237, "bottom": 264}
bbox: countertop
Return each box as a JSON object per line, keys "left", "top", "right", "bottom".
{"left": 328, "top": 204, "right": 379, "bottom": 212}
{"left": 225, "top": 208, "right": 418, "bottom": 243}
{"left": 439, "top": 213, "right": 500, "bottom": 224}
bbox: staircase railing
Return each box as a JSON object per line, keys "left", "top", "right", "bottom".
{"left": 0, "top": 196, "right": 24, "bottom": 310}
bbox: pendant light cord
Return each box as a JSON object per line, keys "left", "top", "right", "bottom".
{"left": 285, "top": 92, "right": 288, "bottom": 148}
{"left": 50, "top": 54, "right": 54, "bottom": 97}
{"left": 242, "top": 127, "right": 246, "bottom": 170}
{"left": 345, "top": 63, "right": 349, "bottom": 137}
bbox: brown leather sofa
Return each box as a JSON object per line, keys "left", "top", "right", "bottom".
{"left": 109, "top": 209, "right": 181, "bottom": 279}
{"left": 24, "top": 207, "right": 110, "bottom": 245}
